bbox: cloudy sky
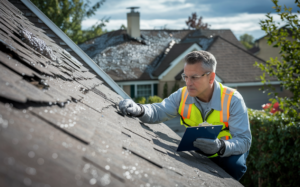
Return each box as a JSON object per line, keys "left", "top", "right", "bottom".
{"left": 82, "top": 0, "right": 298, "bottom": 40}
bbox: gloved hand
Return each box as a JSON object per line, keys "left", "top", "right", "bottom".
{"left": 119, "top": 99, "right": 143, "bottom": 117}
{"left": 193, "top": 138, "right": 225, "bottom": 155}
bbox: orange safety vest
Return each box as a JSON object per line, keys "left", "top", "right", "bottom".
{"left": 178, "top": 83, "right": 235, "bottom": 145}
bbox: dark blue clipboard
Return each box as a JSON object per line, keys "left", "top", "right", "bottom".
{"left": 177, "top": 125, "right": 223, "bottom": 152}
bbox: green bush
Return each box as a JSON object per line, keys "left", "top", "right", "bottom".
{"left": 163, "top": 82, "right": 168, "bottom": 98}
{"left": 148, "top": 96, "right": 163, "bottom": 104}
{"left": 134, "top": 97, "right": 146, "bottom": 104}
{"left": 241, "top": 109, "right": 300, "bottom": 187}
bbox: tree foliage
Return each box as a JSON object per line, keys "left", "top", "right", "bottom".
{"left": 31, "top": 0, "right": 108, "bottom": 44}
{"left": 255, "top": 0, "right": 300, "bottom": 120}
{"left": 239, "top": 33, "right": 255, "bottom": 49}
{"left": 171, "top": 81, "right": 180, "bottom": 93}
{"left": 185, "top": 13, "right": 209, "bottom": 30}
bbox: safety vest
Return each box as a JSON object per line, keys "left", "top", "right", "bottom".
{"left": 178, "top": 83, "right": 235, "bottom": 157}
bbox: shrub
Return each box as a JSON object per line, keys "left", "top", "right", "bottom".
{"left": 163, "top": 82, "right": 168, "bottom": 98}
{"left": 241, "top": 109, "right": 300, "bottom": 187}
{"left": 148, "top": 96, "right": 163, "bottom": 104}
{"left": 134, "top": 97, "right": 146, "bottom": 104}
{"left": 172, "top": 81, "right": 180, "bottom": 93}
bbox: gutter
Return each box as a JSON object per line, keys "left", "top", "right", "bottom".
{"left": 224, "top": 81, "right": 281, "bottom": 87}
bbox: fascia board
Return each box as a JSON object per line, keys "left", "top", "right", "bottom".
{"left": 158, "top": 43, "right": 202, "bottom": 80}
{"left": 224, "top": 81, "right": 281, "bottom": 87}
{"left": 21, "top": 0, "right": 130, "bottom": 99}
{"left": 117, "top": 80, "right": 159, "bottom": 86}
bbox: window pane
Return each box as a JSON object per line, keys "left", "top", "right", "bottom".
{"left": 137, "top": 84, "right": 151, "bottom": 98}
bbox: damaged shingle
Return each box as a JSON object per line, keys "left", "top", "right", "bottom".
{"left": 20, "top": 29, "right": 57, "bottom": 61}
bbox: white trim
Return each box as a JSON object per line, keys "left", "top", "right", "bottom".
{"left": 158, "top": 43, "right": 202, "bottom": 80}
{"left": 21, "top": 0, "right": 130, "bottom": 99}
{"left": 117, "top": 81, "right": 159, "bottom": 98}
{"left": 224, "top": 81, "right": 281, "bottom": 87}
{"left": 117, "top": 80, "right": 159, "bottom": 86}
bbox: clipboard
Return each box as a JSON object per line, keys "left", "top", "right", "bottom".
{"left": 176, "top": 125, "right": 223, "bottom": 152}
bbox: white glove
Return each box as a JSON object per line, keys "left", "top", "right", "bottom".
{"left": 119, "top": 99, "right": 143, "bottom": 117}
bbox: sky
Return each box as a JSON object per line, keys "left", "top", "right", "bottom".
{"left": 82, "top": 0, "right": 299, "bottom": 40}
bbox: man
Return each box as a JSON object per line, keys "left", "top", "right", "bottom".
{"left": 119, "top": 51, "right": 251, "bottom": 181}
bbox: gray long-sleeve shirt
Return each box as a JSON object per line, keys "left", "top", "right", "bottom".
{"left": 139, "top": 80, "right": 252, "bottom": 157}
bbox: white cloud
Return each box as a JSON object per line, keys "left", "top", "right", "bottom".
{"left": 82, "top": 13, "right": 293, "bottom": 39}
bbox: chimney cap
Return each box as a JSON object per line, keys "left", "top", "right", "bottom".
{"left": 127, "top": 7, "right": 140, "bottom": 12}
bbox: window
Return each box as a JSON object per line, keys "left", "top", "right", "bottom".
{"left": 137, "top": 85, "right": 152, "bottom": 97}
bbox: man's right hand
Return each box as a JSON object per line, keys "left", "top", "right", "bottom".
{"left": 119, "top": 99, "right": 143, "bottom": 117}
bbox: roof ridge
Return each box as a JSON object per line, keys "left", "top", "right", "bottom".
{"left": 205, "top": 36, "right": 219, "bottom": 51}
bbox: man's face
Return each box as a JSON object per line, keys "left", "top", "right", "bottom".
{"left": 183, "top": 62, "right": 215, "bottom": 98}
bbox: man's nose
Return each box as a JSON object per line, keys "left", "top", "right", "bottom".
{"left": 185, "top": 77, "right": 193, "bottom": 85}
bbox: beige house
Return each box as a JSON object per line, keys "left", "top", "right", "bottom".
{"left": 250, "top": 27, "right": 294, "bottom": 61}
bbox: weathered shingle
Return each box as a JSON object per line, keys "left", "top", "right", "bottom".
{"left": 209, "top": 37, "right": 277, "bottom": 83}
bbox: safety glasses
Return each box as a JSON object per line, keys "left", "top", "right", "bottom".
{"left": 181, "top": 72, "right": 211, "bottom": 82}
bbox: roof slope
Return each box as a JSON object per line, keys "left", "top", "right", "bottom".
{"left": 208, "top": 37, "right": 277, "bottom": 83}
{"left": 0, "top": 0, "right": 244, "bottom": 186}
{"left": 9, "top": 0, "right": 129, "bottom": 99}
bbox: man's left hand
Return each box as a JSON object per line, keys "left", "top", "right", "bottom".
{"left": 193, "top": 138, "right": 223, "bottom": 155}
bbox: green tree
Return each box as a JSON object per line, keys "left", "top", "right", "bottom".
{"left": 255, "top": 0, "right": 300, "bottom": 119}
{"left": 163, "top": 82, "right": 168, "bottom": 98}
{"left": 171, "top": 81, "right": 180, "bottom": 93}
{"left": 31, "top": 0, "right": 108, "bottom": 44}
{"left": 120, "top": 24, "right": 127, "bottom": 30}
{"left": 239, "top": 33, "right": 254, "bottom": 49}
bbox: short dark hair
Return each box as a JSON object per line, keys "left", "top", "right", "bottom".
{"left": 184, "top": 51, "right": 217, "bottom": 72}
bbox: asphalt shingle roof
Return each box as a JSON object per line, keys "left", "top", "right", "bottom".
{"left": 80, "top": 30, "right": 191, "bottom": 81}
{"left": 208, "top": 37, "right": 277, "bottom": 83}
{"left": 79, "top": 28, "right": 254, "bottom": 82}
{"left": 0, "top": 0, "right": 243, "bottom": 186}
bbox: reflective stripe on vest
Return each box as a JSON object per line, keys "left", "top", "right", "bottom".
{"left": 179, "top": 85, "right": 235, "bottom": 125}
{"left": 220, "top": 87, "right": 234, "bottom": 128}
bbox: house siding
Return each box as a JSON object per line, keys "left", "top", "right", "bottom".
{"left": 236, "top": 85, "right": 283, "bottom": 109}
{"left": 158, "top": 80, "right": 185, "bottom": 98}
{"left": 123, "top": 85, "right": 131, "bottom": 97}
{"left": 256, "top": 36, "right": 293, "bottom": 61}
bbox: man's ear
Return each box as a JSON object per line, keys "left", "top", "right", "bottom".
{"left": 209, "top": 72, "right": 216, "bottom": 84}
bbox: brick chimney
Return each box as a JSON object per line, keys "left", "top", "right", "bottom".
{"left": 127, "top": 7, "right": 140, "bottom": 39}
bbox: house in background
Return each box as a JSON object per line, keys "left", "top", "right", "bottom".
{"left": 80, "top": 8, "right": 290, "bottom": 110}
{"left": 249, "top": 26, "right": 294, "bottom": 61}
{"left": 248, "top": 26, "right": 294, "bottom": 98}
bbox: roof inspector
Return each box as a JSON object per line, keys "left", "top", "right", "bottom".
{"left": 119, "top": 51, "right": 251, "bottom": 181}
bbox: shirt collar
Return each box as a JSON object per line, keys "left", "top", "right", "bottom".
{"left": 184, "top": 80, "right": 222, "bottom": 111}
